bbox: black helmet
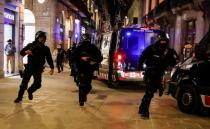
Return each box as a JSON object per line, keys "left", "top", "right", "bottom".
{"left": 157, "top": 32, "right": 169, "bottom": 43}
{"left": 35, "top": 31, "right": 46, "bottom": 40}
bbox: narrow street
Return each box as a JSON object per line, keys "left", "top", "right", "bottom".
{"left": 0, "top": 68, "right": 209, "bottom": 129}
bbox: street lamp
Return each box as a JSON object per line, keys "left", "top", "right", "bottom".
{"left": 38, "top": 0, "right": 45, "bottom": 4}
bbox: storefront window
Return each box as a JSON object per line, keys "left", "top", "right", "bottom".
{"left": 185, "top": 20, "right": 196, "bottom": 44}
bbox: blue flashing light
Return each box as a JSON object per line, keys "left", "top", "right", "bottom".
{"left": 75, "top": 34, "right": 78, "bottom": 38}
{"left": 126, "top": 32, "right": 131, "bottom": 36}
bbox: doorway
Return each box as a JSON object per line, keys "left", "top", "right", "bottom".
{"left": 4, "top": 24, "right": 13, "bottom": 76}
{"left": 23, "top": 9, "right": 35, "bottom": 64}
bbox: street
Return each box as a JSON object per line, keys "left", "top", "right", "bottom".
{"left": 0, "top": 68, "right": 210, "bottom": 129}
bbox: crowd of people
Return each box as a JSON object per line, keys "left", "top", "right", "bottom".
{"left": 13, "top": 30, "right": 179, "bottom": 120}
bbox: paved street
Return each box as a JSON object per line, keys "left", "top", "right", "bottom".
{"left": 0, "top": 68, "right": 210, "bottom": 129}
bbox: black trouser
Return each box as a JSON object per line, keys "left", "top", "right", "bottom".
{"left": 56, "top": 59, "right": 63, "bottom": 72}
{"left": 139, "top": 70, "right": 162, "bottom": 114}
{"left": 77, "top": 72, "right": 93, "bottom": 103}
{"left": 16, "top": 66, "right": 42, "bottom": 99}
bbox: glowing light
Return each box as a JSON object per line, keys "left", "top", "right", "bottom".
{"left": 75, "top": 34, "right": 78, "bottom": 38}
{"left": 38, "top": 0, "right": 45, "bottom": 4}
{"left": 75, "top": 19, "right": 80, "bottom": 24}
{"left": 126, "top": 32, "right": 131, "bottom": 36}
{"left": 118, "top": 55, "right": 122, "bottom": 60}
{"left": 166, "top": 33, "right": 170, "bottom": 38}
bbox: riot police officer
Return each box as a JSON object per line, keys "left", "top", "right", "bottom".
{"left": 72, "top": 33, "right": 103, "bottom": 106}
{"left": 14, "top": 31, "right": 54, "bottom": 103}
{"left": 138, "top": 32, "right": 177, "bottom": 119}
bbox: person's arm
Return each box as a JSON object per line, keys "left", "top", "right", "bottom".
{"left": 45, "top": 47, "right": 54, "bottom": 75}
{"left": 20, "top": 43, "right": 33, "bottom": 56}
{"left": 46, "top": 47, "right": 54, "bottom": 69}
{"left": 93, "top": 45, "right": 103, "bottom": 63}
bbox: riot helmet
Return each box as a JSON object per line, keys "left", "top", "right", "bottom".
{"left": 156, "top": 32, "right": 169, "bottom": 48}
{"left": 35, "top": 31, "right": 46, "bottom": 40}
{"left": 157, "top": 32, "right": 169, "bottom": 43}
{"left": 35, "top": 31, "right": 47, "bottom": 43}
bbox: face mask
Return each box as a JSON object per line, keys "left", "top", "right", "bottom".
{"left": 38, "top": 37, "right": 46, "bottom": 44}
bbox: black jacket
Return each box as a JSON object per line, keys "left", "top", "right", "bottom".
{"left": 56, "top": 48, "right": 65, "bottom": 62}
{"left": 138, "top": 43, "right": 177, "bottom": 75}
{"left": 72, "top": 41, "right": 103, "bottom": 73}
{"left": 20, "top": 41, "right": 54, "bottom": 69}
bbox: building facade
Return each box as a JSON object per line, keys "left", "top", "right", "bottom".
{"left": 0, "top": 0, "right": 93, "bottom": 78}
{"left": 0, "top": 0, "right": 24, "bottom": 77}
{"left": 140, "top": 0, "right": 210, "bottom": 57}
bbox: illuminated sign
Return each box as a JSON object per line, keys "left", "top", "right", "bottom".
{"left": 4, "top": 12, "right": 15, "bottom": 21}
{"left": 4, "top": 9, "right": 15, "bottom": 24}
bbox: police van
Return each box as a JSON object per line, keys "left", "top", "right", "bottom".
{"left": 169, "top": 29, "right": 210, "bottom": 114}
{"left": 96, "top": 27, "right": 163, "bottom": 87}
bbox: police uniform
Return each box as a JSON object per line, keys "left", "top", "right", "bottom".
{"left": 72, "top": 36, "right": 102, "bottom": 106}
{"left": 14, "top": 31, "right": 54, "bottom": 103}
{"left": 138, "top": 35, "right": 177, "bottom": 118}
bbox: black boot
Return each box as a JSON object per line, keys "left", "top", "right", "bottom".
{"left": 27, "top": 90, "right": 33, "bottom": 100}
{"left": 14, "top": 97, "right": 22, "bottom": 103}
{"left": 14, "top": 87, "right": 25, "bottom": 103}
{"left": 79, "top": 102, "right": 84, "bottom": 106}
{"left": 141, "top": 112, "right": 150, "bottom": 119}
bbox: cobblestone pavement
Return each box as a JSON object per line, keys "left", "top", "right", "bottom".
{"left": 0, "top": 68, "right": 209, "bottom": 129}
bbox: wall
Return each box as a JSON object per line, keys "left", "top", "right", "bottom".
{"left": 127, "top": 0, "right": 141, "bottom": 25}
{"left": 0, "top": 1, "right": 4, "bottom": 77}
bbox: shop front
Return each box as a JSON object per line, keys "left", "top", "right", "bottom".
{"left": 3, "top": 8, "right": 16, "bottom": 76}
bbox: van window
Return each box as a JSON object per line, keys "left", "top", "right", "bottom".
{"left": 119, "top": 28, "right": 159, "bottom": 70}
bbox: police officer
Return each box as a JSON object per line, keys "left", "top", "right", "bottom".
{"left": 14, "top": 31, "right": 54, "bottom": 103}
{"left": 56, "top": 43, "right": 65, "bottom": 73}
{"left": 72, "top": 33, "right": 103, "bottom": 106}
{"left": 138, "top": 32, "right": 177, "bottom": 119}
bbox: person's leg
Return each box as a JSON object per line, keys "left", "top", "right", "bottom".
{"left": 60, "top": 62, "right": 64, "bottom": 71}
{"left": 78, "top": 73, "right": 87, "bottom": 106}
{"left": 6, "top": 56, "right": 9, "bottom": 73}
{"left": 10, "top": 55, "right": 15, "bottom": 73}
{"left": 83, "top": 74, "right": 93, "bottom": 102}
{"left": 14, "top": 68, "right": 32, "bottom": 103}
{"left": 139, "top": 72, "right": 157, "bottom": 119}
{"left": 27, "top": 69, "right": 42, "bottom": 100}
{"left": 56, "top": 61, "right": 60, "bottom": 73}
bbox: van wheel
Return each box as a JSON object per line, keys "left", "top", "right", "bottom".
{"left": 177, "top": 85, "right": 200, "bottom": 114}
